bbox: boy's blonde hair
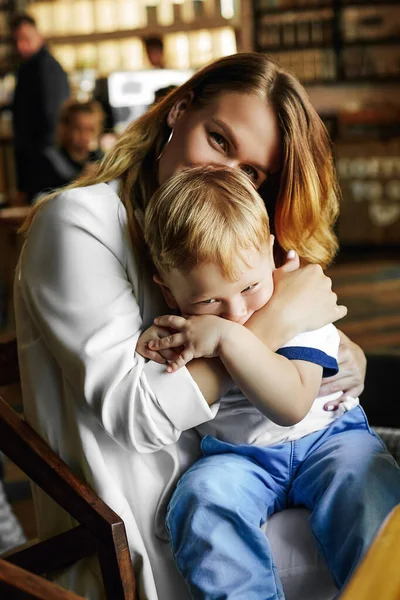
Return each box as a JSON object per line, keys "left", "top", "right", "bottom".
{"left": 144, "top": 166, "right": 270, "bottom": 280}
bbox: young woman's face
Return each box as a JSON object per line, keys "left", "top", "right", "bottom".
{"left": 157, "top": 92, "right": 281, "bottom": 189}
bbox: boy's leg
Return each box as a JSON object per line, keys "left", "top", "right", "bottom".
{"left": 166, "top": 438, "right": 290, "bottom": 600}
{"left": 289, "top": 406, "right": 400, "bottom": 590}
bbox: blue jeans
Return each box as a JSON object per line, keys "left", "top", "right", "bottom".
{"left": 166, "top": 406, "right": 400, "bottom": 600}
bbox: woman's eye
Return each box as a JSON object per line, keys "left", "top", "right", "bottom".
{"left": 210, "top": 132, "right": 227, "bottom": 151}
{"left": 241, "top": 165, "right": 258, "bottom": 181}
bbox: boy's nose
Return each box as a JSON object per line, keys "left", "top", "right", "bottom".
{"left": 223, "top": 301, "right": 247, "bottom": 323}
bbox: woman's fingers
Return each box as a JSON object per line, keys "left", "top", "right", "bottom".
{"left": 158, "top": 348, "right": 183, "bottom": 361}
{"left": 140, "top": 349, "right": 167, "bottom": 365}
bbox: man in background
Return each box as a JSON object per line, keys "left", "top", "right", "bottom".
{"left": 144, "top": 36, "right": 165, "bottom": 69}
{"left": 11, "top": 14, "right": 70, "bottom": 204}
{"left": 33, "top": 99, "right": 105, "bottom": 197}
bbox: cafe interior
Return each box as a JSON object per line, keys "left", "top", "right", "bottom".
{"left": 0, "top": 0, "right": 399, "bottom": 598}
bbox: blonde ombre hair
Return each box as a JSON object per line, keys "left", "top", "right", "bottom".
{"left": 22, "top": 53, "right": 339, "bottom": 267}
{"left": 145, "top": 166, "right": 270, "bottom": 280}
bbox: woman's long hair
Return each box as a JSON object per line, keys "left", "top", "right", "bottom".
{"left": 21, "top": 53, "right": 339, "bottom": 267}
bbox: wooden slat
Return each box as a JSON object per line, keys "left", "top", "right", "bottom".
{"left": 341, "top": 505, "right": 400, "bottom": 600}
{"left": 0, "top": 558, "right": 84, "bottom": 599}
{"left": 6, "top": 526, "right": 97, "bottom": 575}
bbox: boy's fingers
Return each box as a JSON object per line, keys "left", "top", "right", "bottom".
{"left": 154, "top": 315, "right": 187, "bottom": 329}
{"left": 166, "top": 349, "right": 194, "bottom": 373}
{"left": 158, "top": 348, "right": 182, "bottom": 361}
{"left": 149, "top": 333, "right": 186, "bottom": 350}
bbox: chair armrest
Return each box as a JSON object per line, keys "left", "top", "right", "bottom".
{"left": 341, "top": 504, "right": 400, "bottom": 600}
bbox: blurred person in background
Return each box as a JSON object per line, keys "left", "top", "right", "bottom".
{"left": 144, "top": 36, "right": 165, "bottom": 69}
{"left": 32, "top": 99, "right": 105, "bottom": 198}
{"left": 10, "top": 14, "right": 70, "bottom": 204}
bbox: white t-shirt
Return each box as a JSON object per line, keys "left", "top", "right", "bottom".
{"left": 197, "top": 324, "right": 359, "bottom": 447}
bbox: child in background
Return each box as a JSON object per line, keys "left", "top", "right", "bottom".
{"left": 138, "top": 166, "right": 400, "bottom": 600}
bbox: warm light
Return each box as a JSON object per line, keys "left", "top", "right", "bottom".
{"left": 120, "top": 38, "right": 144, "bottom": 70}
{"left": 97, "top": 41, "right": 121, "bottom": 75}
{"left": 164, "top": 33, "right": 190, "bottom": 69}
{"left": 73, "top": 1, "right": 95, "bottom": 35}
{"left": 52, "top": 2, "right": 72, "bottom": 36}
{"left": 189, "top": 30, "right": 212, "bottom": 67}
{"left": 117, "top": 0, "right": 146, "bottom": 30}
{"left": 220, "top": 0, "right": 235, "bottom": 20}
{"left": 51, "top": 44, "right": 76, "bottom": 72}
{"left": 28, "top": 3, "right": 53, "bottom": 36}
{"left": 75, "top": 43, "right": 97, "bottom": 69}
{"left": 157, "top": 0, "right": 174, "bottom": 26}
{"left": 212, "top": 27, "right": 236, "bottom": 57}
{"left": 94, "top": 0, "right": 117, "bottom": 32}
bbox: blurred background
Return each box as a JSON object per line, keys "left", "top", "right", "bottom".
{"left": 0, "top": 0, "right": 399, "bottom": 546}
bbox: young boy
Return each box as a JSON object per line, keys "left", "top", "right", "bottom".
{"left": 138, "top": 166, "right": 399, "bottom": 599}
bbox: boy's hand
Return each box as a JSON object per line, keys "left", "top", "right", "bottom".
{"left": 136, "top": 324, "right": 183, "bottom": 365}
{"left": 149, "top": 314, "right": 234, "bottom": 373}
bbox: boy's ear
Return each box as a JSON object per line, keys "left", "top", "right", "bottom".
{"left": 269, "top": 234, "right": 275, "bottom": 251}
{"left": 167, "top": 92, "right": 194, "bottom": 128}
{"left": 269, "top": 234, "right": 276, "bottom": 269}
{"left": 153, "top": 274, "right": 179, "bottom": 309}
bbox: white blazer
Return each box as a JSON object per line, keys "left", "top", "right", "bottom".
{"left": 14, "top": 182, "right": 337, "bottom": 600}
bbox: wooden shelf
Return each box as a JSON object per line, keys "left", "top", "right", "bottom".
{"left": 343, "top": 35, "right": 400, "bottom": 47}
{"left": 256, "top": 41, "right": 333, "bottom": 53}
{"left": 305, "top": 75, "right": 400, "bottom": 85}
{"left": 342, "top": 0, "right": 400, "bottom": 8}
{"left": 255, "top": 0, "right": 400, "bottom": 14}
{"left": 46, "top": 16, "right": 236, "bottom": 45}
{"left": 255, "top": 3, "right": 332, "bottom": 17}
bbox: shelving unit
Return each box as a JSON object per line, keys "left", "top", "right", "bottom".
{"left": 23, "top": 0, "right": 239, "bottom": 74}
{"left": 253, "top": 0, "right": 400, "bottom": 86}
{"left": 0, "top": 0, "right": 16, "bottom": 204}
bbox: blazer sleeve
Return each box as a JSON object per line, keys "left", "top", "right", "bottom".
{"left": 18, "top": 187, "right": 217, "bottom": 452}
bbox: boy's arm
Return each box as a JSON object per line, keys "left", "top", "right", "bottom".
{"left": 219, "top": 323, "right": 323, "bottom": 426}
{"left": 147, "top": 315, "right": 337, "bottom": 426}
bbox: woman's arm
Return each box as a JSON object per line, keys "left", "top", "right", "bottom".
{"left": 319, "top": 330, "right": 366, "bottom": 400}
{"left": 18, "top": 189, "right": 218, "bottom": 453}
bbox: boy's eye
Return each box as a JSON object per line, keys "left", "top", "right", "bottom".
{"left": 241, "top": 165, "right": 258, "bottom": 182}
{"left": 200, "top": 298, "right": 217, "bottom": 304}
{"left": 210, "top": 132, "right": 227, "bottom": 151}
{"left": 242, "top": 283, "right": 258, "bottom": 293}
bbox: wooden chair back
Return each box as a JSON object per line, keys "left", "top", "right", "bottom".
{"left": 0, "top": 557, "right": 85, "bottom": 599}
{"left": 0, "top": 338, "right": 136, "bottom": 599}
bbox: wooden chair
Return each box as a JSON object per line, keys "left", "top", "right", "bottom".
{"left": 341, "top": 504, "right": 400, "bottom": 600}
{"left": 0, "top": 338, "right": 137, "bottom": 599}
{"left": 0, "top": 557, "right": 85, "bottom": 599}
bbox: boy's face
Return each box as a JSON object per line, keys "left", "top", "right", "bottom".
{"left": 155, "top": 239, "right": 275, "bottom": 325}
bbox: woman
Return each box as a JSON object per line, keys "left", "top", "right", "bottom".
{"left": 16, "top": 54, "right": 369, "bottom": 599}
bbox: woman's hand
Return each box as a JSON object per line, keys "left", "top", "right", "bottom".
{"left": 246, "top": 251, "right": 348, "bottom": 351}
{"left": 320, "top": 330, "right": 366, "bottom": 404}
{"left": 136, "top": 323, "right": 182, "bottom": 365}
